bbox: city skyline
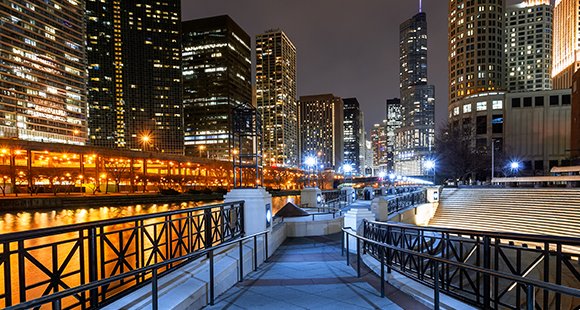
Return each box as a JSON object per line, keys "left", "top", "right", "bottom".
{"left": 182, "top": 0, "right": 529, "bottom": 135}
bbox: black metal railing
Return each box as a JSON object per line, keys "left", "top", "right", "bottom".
{"left": 322, "top": 190, "right": 342, "bottom": 202}
{"left": 360, "top": 220, "right": 580, "bottom": 309}
{"left": 386, "top": 189, "right": 426, "bottom": 214}
{"left": 4, "top": 230, "right": 268, "bottom": 310}
{"left": 0, "top": 201, "right": 244, "bottom": 310}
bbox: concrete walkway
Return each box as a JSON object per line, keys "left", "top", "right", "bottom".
{"left": 202, "top": 233, "right": 429, "bottom": 310}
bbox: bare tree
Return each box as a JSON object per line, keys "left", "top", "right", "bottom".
{"left": 104, "top": 158, "right": 130, "bottom": 193}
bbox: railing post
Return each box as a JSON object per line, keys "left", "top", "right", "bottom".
{"left": 346, "top": 231, "right": 350, "bottom": 266}
{"left": 264, "top": 233, "right": 269, "bottom": 263}
{"left": 380, "top": 245, "right": 385, "bottom": 298}
{"left": 526, "top": 284, "right": 535, "bottom": 310}
{"left": 209, "top": 250, "right": 214, "bottom": 305}
{"left": 253, "top": 236, "right": 257, "bottom": 271}
{"left": 386, "top": 226, "right": 391, "bottom": 274}
{"left": 52, "top": 298, "right": 61, "bottom": 310}
{"left": 88, "top": 227, "right": 98, "bottom": 307}
{"left": 356, "top": 238, "right": 361, "bottom": 278}
{"left": 483, "top": 236, "right": 491, "bottom": 309}
{"left": 434, "top": 260, "right": 440, "bottom": 310}
{"left": 204, "top": 208, "right": 212, "bottom": 249}
{"left": 152, "top": 268, "right": 158, "bottom": 310}
{"left": 239, "top": 240, "right": 244, "bottom": 282}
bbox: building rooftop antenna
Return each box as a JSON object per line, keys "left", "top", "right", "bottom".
{"left": 419, "top": 0, "right": 422, "bottom": 13}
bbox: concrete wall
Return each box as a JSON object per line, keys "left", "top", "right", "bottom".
{"left": 387, "top": 202, "right": 438, "bottom": 226}
{"left": 284, "top": 216, "right": 343, "bottom": 237}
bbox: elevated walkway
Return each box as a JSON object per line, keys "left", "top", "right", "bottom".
{"left": 202, "top": 233, "right": 429, "bottom": 310}
{"left": 430, "top": 188, "right": 580, "bottom": 238}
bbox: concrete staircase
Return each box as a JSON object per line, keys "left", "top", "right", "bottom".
{"left": 429, "top": 188, "right": 580, "bottom": 238}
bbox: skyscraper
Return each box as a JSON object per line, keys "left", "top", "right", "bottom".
{"left": 386, "top": 98, "right": 402, "bottom": 173}
{"left": 396, "top": 12, "right": 435, "bottom": 176}
{"left": 505, "top": 0, "right": 553, "bottom": 92}
{"left": 182, "top": 15, "right": 252, "bottom": 160}
{"left": 298, "top": 94, "right": 344, "bottom": 170}
{"left": 255, "top": 29, "right": 298, "bottom": 167}
{"left": 343, "top": 98, "right": 364, "bottom": 174}
{"left": 553, "top": 0, "right": 580, "bottom": 89}
{"left": 87, "top": 0, "right": 183, "bottom": 154}
{"left": 1, "top": 0, "right": 87, "bottom": 145}
{"left": 448, "top": 0, "right": 506, "bottom": 104}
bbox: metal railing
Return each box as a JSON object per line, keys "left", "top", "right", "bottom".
{"left": 385, "top": 189, "right": 427, "bottom": 214}
{"left": 0, "top": 201, "right": 245, "bottom": 309}
{"left": 4, "top": 230, "right": 268, "bottom": 310}
{"left": 358, "top": 220, "right": 580, "bottom": 310}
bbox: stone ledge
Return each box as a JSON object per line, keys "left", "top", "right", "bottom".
{"left": 362, "top": 253, "right": 478, "bottom": 310}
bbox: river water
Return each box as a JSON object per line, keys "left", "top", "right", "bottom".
{"left": 0, "top": 195, "right": 300, "bottom": 234}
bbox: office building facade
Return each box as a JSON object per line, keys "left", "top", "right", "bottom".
{"left": 256, "top": 30, "right": 298, "bottom": 167}
{"left": 298, "top": 94, "right": 344, "bottom": 170}
{"left": 182, "top": 15, "right": 252, "bottom": 160}
{"left": 396, "top": 12, "right": 435, "bottom": 176}
{"left": 1, "top": 0, "right": 87, "bottom": 145}
{"left": 553, "top": 0, "right": 580, "bottom": 89}
{"left": 448, "top": 0, "right": 506, "bottom": 104}
{"left": 505, "top": 0, "right": 553, "bottom": 92}
{"left": 386, "top": 98, "right": 401, "bottom": 173}
{"left": 87, "top": 0, "right": 183, "bottom": 154}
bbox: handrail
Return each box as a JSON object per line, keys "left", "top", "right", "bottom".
{"left": 0, "top": 200, "right": 245, "bottom": 242}
{"left": 366, "top": 219, "right": 580, "bottom": 245}
{"left": 342, "top": 227, "right": 580, "bottom": 310}
{"left": 4, "top": 230, "right": 269, "bottom": 310}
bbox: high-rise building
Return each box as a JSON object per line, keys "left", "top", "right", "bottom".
{"left": 298, "top": 94, "right": 344, "bottom": 170}
{"left": 553, "top": 0, "right": 580, "bottom": 89}
{"left": 87, "top": 0, "right": 183, "bottom": 155}
{"left": 343, "top": 98, "right": 364, "bottom": 174}
{"left": 448, "top": 0, "right": 506, "bottom": 104}
{"left": 397, "top": 11, "right": 435, "bottom": 176}
{"left": 1, "top": 0, "right": 87, "bottom": 145}
{"left": 386, "top": 98, "right": 401, "bottom": 173}
{"left": 182, "top": 15, "right": 252, "bottom": 160}
{"left": 256, "top": 29, "right": 298, "bottom": 167}
{"left": 505, "top": 0, "right": 553, "bottom": 92}
{"left": 371, "top": 121, "right": 388, "bottom": 172}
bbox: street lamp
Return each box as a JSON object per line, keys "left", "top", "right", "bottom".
{"left": 343, "top": 163, "right": 353, "bottom": 185}
{"left": 425, "top": 160, "right": 436, "bottom": 184}
{"left": 305, "top": 156, "right": 316, "bottom": 187}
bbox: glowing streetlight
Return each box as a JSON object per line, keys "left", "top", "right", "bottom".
{"left": 510, "top": 161, "right": 520, "bottom": 170}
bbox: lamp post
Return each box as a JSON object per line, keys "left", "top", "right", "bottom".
{"left": 343, "top": 164, "right": 352, "bottom": 186}
{"left": 510, "top": 161, "right": 520, "bottom": 177}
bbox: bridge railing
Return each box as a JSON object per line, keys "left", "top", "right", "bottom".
{"left": 359, "top": 220, "right": 580, "bottom": 310}
{"left": 0, "top": 201, "right": 245, "bottom": 309}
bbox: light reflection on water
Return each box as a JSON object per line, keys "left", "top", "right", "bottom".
{"left": 0, "top": 195, "right": 299, "bottom": 234}
{"left": 0, "top": 200, "right": 219, "bottom": 234}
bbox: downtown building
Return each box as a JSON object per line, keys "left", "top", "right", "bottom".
{"left": 255, "top": 29, "right": 298, "bottom": 167}
{"left": 343, "top": 98, "right": 365, "bottom": 174}
{"left": 87, "top": 0, "right": 183, "bottom": 155}
{"left": 396, "top": 12, "right": 435, "bottom": 177}
{"left": 553, "top": 0, "right": 580, "bottom": 89}
{"left": 182, "top": 15, "right": 252, "bottom": 160}
{"left": 370, "top": 121, "right": 388, "bottom": 173}
{"left": 0, "top": 0, "right": 87, "bottom": 145}
{"left": 298, "top": 94, "right": 344, "bottom": 170}
{"left": 386, "top": 98, "right": 401, "bottom": 173}
{"left": 448, "top": 0, "right": 506, "bottom": 104}
{"left": 505, "top": 0, "right": 553, "bottom": 92}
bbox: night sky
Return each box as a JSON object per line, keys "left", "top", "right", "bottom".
{"left": 182, "top": 0, "right": 526, "bottom": 135}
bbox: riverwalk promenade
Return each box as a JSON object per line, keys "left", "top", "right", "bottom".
{"left": 203, "top": 233, "right": 429, "bottom": 310}
{"left": 202, "top": 199, "right": 430, "bottom": 310}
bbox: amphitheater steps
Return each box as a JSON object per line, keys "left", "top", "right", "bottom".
{"left": 429, "top": 188, "right": 580, "bottom": 240}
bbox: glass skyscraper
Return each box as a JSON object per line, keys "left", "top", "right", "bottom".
{"left": 255, "top": 29, "right": 298, "bottom": 168}
{"left": 343, "top": 98, "right": 364, "bottom": 174}
{"left": 1, "top": 0, "right": 87, "bottom": 145}
{"left": 87, "top": 0, "right": 183, "bottom": 154}
{"left": 182, "top": 15, "right": 252, "bottom": 160}
{"left": 396, "top": 12, "right": 435, "bottom": 177}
